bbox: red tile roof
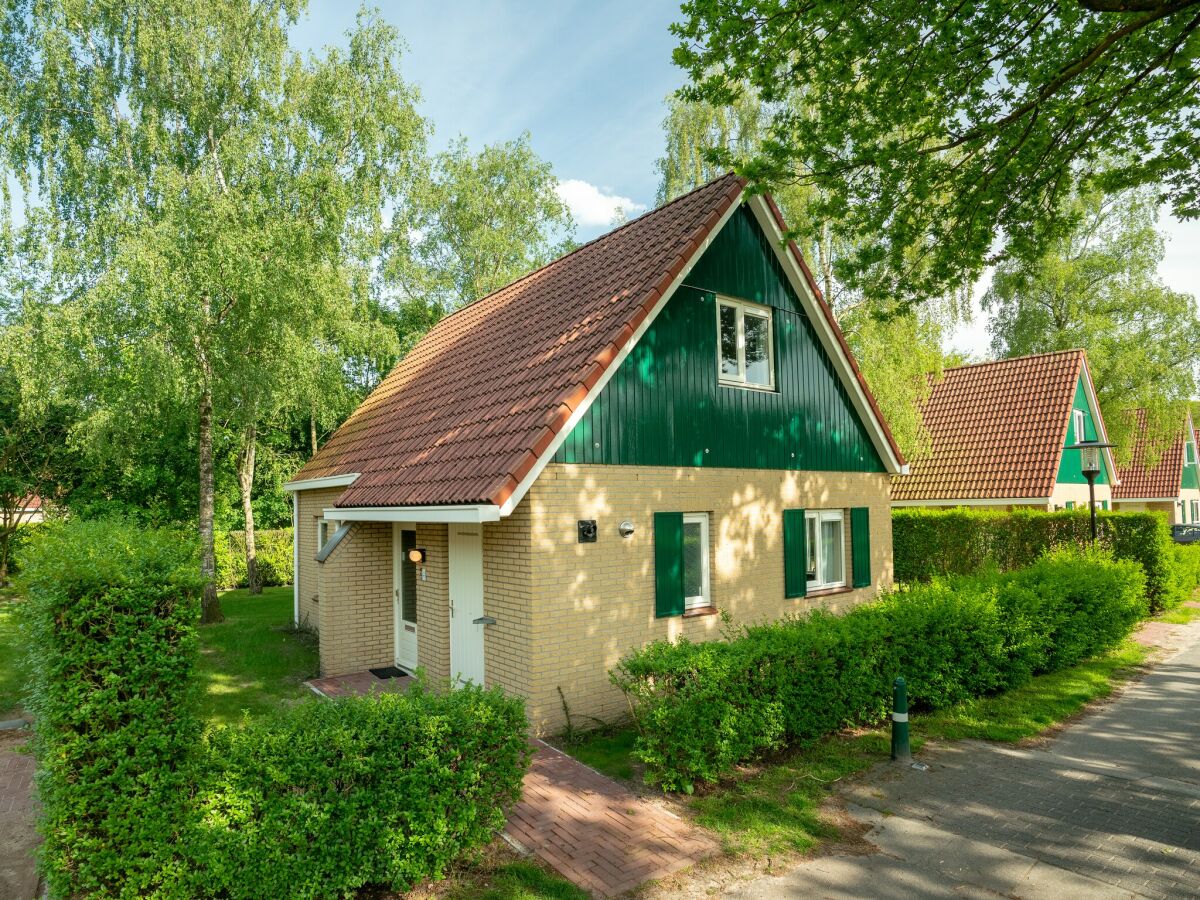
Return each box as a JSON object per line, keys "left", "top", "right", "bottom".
{"left": 1112, "top": 410, "right": 1191, "bottom": 499}
{"left": 292, "top": 173, "right": 903, "bottom": 509}
{"left": 892, "top": 350, "right": 1091, "bottom": 502}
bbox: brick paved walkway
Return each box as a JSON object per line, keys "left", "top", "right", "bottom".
{"left": 0, "top": 738, "right": 39, "bottom": 900}
{"left": 505, "top": 741, "right": 718, "bottom": 897}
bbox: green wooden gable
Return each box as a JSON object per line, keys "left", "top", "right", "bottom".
{"left": 1183, "top": 423, "right": 1198, "bottom": 490}
{"left": 553, "top": 205, "right": 886, "bottom": 473}
{"left": 1056, "top": 375, "right": 1112, "bottom": 485}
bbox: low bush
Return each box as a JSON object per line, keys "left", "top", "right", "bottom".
{"left": 1174, "top": 542, "right": 1200, "bottom": 597}
{"left": 613, "top": 548, "right": 1146, "bottom": 792}
{"left": 20, "top": 522, "right": 530, "bottom": 898}
{"left": 17, "top": 520, "right": 204, "bottom": 897}
{"left": 214, "top": 527, "right": 292, "bottom": 589}
{"left": 892, "top": 507, "right": 1181, "bottom": 611}
{"left": 189, "top": 684, "right": 531, "bottom": 898}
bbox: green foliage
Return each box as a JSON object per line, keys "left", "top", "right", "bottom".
{"left": 213, "top": 528, "right": 293, "bottom": 590}
{"left": 892, "top": 507, "right": 1182, "bottom": 611}
{"left": 189, "top": 684, "right": 531, "bottom": 898}
{"left": 0, "top": 597, "right": 25, "bottom": 716}
{"left": 983, "top": 180, "right": 1199, "bottom": 453}
{"left": 671, "top": 1, "right": 1200, "bottom": 307}
{"left": 613, "top": 549, "right": 1146, "bottom": 791}
{"left": 16, "top": 520, "right": 204, "bottom": 897}
{"left": 1173, "top": 542, "right": 1200, "bottom": 597}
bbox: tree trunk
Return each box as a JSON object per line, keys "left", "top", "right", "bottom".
{"left": 238, "top": 422, "right": 261, "bottom": 595}
{"left": 198, "top": 382, "right": 223, "bottom": 624}
{"left": 310, "top": 408, "right": 318, "bottom": 455}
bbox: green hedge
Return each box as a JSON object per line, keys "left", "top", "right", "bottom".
{"left": 19, "top": 523, "right": 530, "bottom": 898}
{"left": 1174, "top": 542, "right": 1200, "bottom": 597}
{"left": 892, "top": 508, "right": 1181, "bottom": 611}
{"left": 17, "top": 520, "right": 204, "bottom": 896}
{"left": 189, "top": 686, "right": 530, "bottom": 898}
{"left": 613, "top": 548, "right": 1146, "bottom": 792}
{"left": 214, "top": 527, "right": 292, "bottom": 589}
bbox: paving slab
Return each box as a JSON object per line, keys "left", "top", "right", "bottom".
{"left": 0, "top": 739, "right": 39, "bottom": 900}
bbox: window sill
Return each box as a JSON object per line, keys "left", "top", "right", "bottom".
{"left": 682, "top": 605, "right": 720, "bottom": 619}
{"left": 804, "top": 585, "right": 852, "bottom": 599}
{"left": 718, "top": 378, "right": 777, "bottom": 394}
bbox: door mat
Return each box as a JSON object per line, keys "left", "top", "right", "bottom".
{"left": 369, "top": 666, "right": 408, "bottom": 680}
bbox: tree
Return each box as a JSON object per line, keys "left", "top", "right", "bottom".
{"left": 984, "top": 179, "right": 1200, "bottom": 454}
{"left": 672, "top": 1, "right": 1200, "bottom": 308}
{"left": 0, "top": 2, "right": 426, "bottom": 622}
{"left": 655, "top": 92, "right": 951, "bottom": 458}
{"left": 388, "top": 134, "right": 575, "bottom": 317}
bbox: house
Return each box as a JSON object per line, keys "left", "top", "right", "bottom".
{"left": 892, "top": 350, "right": 1119, "bottom": 511}
{"left": 1111, "top": 410, "right": 1200, "bottom": 525}
{"left": 284, "top": 173, "right": 906, "bottom": 732}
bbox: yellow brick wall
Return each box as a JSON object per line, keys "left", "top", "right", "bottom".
{"left": 482, "top": 502, "right": 534, "bottom": 699}
{"left": 294, "top": 487, "right": 346, "bottom": 633}
{"left": 316, "top": 521, "right": 394, "bottom": 676}
{"left": 520, "top": 463, "right": 894, "bottom": 733}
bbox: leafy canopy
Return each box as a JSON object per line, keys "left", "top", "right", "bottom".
{"left": 984, "top": 179, "right": 1200, "bottom": 456}
{"left": 672, "top": 0, "right": 1200, "bottom": 307}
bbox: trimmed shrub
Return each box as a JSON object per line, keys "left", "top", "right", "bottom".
{"left": 214, "top": 527, "right": 292, "bottom": 589}
{"left": 1174, "top": 542, "right": 1200, "bottom": 598}
{"left": 17, "top": 520, "right": 204, "bottom": 897}
{"left": 188, "top": 684, "right": 531, "bottom": 898}
{"left": 613, "top": 548, "right": 1146, "bottom": 792}
{"left": 892, "top": 507, "right": 1181, "bottom": 611}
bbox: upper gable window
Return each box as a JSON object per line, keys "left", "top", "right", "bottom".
{"left": 1186, "top": 440, "right": 1196, "bottom": 466}
{"left": 717, "top": 297, "right": 774, "bottom": 390}
{"left": 1073, "top": 409, "right": 1087, "bottom": 442}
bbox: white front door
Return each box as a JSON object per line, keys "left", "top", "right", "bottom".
{"left": 393, "top": 524, "right": 418, "bottom": 672}
{"left": 448, "top": 524, "right": 486, "bottom": 685}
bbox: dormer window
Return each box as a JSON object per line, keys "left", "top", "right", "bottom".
{"left": 717, "top": 297, "right": 774, "bottom": 390}
{"left": 1073, "top": 409, "right": 1086, "bottom": 442}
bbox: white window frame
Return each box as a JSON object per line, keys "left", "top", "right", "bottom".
{"left": 1073, "top": 409, "right": 1086, "bottom": 442}
{"left": 316, "top": 519, "right": 339, "bottom": 552}
{"left": 1192, "top": 499, "right": 1199, "bottom": 523}
{"left": 716, "top": 296, "right": 775, "bottom": 390}
{"left": 805, "top": 509, "right": 846, "bottom": 591}
{"left": 682, "top": 512, "right": 711, "bottom": 611}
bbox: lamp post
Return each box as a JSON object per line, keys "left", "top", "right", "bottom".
{"left": 1065, "top": 440, "right": 1113, "bottom": 545}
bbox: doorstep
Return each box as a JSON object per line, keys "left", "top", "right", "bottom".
{"left": 304, "top": 669, "right": 415, "bottom": 699}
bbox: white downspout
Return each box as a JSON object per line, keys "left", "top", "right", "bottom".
{"left": 292, "top": 490, "right": 300, "bottom": 627}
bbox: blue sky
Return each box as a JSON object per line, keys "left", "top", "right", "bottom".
{"left": 295, "top": 2, "right": 1198, "bottom": 359}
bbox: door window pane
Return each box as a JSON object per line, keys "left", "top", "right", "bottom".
{"left": 719, "top": 304, "right": 739, "bottom": 378}
{"left": 400, "top": 529, "right": 418, "bottom": 623}
{"left": 682, "top": 518, "right": 705, "bottom": 606}
{"left": 806, "top": 517, "right": 818, "bottom": 581}
{"left": 743, "top": 313, "right": 770, "bottom": 386}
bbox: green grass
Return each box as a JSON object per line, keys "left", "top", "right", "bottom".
{"left": 195, "top": 586, "right": 319, "bottom": 725}
{"left": 441, "top": 860, "right": 589, "bottom": 900}
{"left": 0, "top": 598, "right": 24, "bottom": 717}
{"left": 1159, "top": 603, "right": 1200, "bottom": 624}
{"left": 561, "top": 728, "right": 638, "bottom": 781}
{"left": 566, "top": 639, "right": 1153, "bottom": 858}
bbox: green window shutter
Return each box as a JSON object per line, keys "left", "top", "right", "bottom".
{"left": 783, "top": 508, "right": 807, "bottom": 598}
{"left": 850, "top": 507, "right": 871, "bottom": 589}
{"left": 654, "top": 511, "right": 685, "bottom": 618}
{"left": 1065, "top": 501, "right": 1075, "bottom": 510}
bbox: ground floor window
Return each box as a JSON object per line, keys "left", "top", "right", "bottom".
{"left": 682, "top": 513, "right": 710, "bottom": 610}
{"left": 806, "top": 509, "right": 845, "bottom": 591}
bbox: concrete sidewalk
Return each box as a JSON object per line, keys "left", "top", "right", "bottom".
{"left": 720, "top": 613, "right": 1200, "bottom": 900}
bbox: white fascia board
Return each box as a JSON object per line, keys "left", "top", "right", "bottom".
{"left": 324, "top": 505, "right": 502, "bottom": 524}
{"left": 891, "top": 497, "right": 1049, "bottom": 508}
{"left": 1111, "top": 497, "right": 1175, "bottom": 504}
{"left": 283, "top": 473, "right": 360, "bottom": 492}
{"left": 745, "top": 195, "right": 905, "bottom": 475}
{"left": 496, "top": 190, "right": 748, "bottom": 518}
{"left": 291, "top": 491, "right": 299, "bottom": 627}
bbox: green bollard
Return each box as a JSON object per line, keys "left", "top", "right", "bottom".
{"left": 891, "top": 676, "right": 911, "bottom": 762}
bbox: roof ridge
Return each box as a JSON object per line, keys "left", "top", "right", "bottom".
{"left": 944, "top": 348, "right": 1085, "bottom": 374}
{"left": 432, "top": 172, "right": 744, "bottom": 326}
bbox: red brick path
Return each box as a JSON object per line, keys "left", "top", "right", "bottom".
{"left": 0, "top": 739, "right": 39, "bottom": 900}
{"left": 505, "top": 741, "right": 718, "bottom": 898}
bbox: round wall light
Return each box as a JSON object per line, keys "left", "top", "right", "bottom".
{"left": 618, "top": 520, "right": 635, "bottom": 538}
{"left": 407, "top": 547, "right": 427, "bottom": 564}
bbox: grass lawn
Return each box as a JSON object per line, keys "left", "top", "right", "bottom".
{"left": 567, "top": 638, "right": 1153, "bottom": 858}
{"left": 0, "top": 597, "right": 24, "bottom": 718}
{"left": 195, "top": 585, "right": 319, "bottom": 725}
{"left": 1159, "top": 602, "right": 1200, "bottom": 624}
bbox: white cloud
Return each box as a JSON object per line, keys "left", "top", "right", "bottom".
{"left": 555, "top": 179, "right": 646, "bottom": 228}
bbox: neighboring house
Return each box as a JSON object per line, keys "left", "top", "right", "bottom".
{"left": 6, "top": 494, "right": 43, "bottom": 525}
{"left": 284, "top": 173, "right": 907, "bottom": 732}
{"left": 892, "top": 350, "right": 1118, "bottom": 511}
{"left": 1111, "top": 410, "right": 1200, "bottom": 525}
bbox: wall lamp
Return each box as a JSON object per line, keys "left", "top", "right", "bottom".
{"left": 407, "top": 547, "right": 427, "bottom": 564}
